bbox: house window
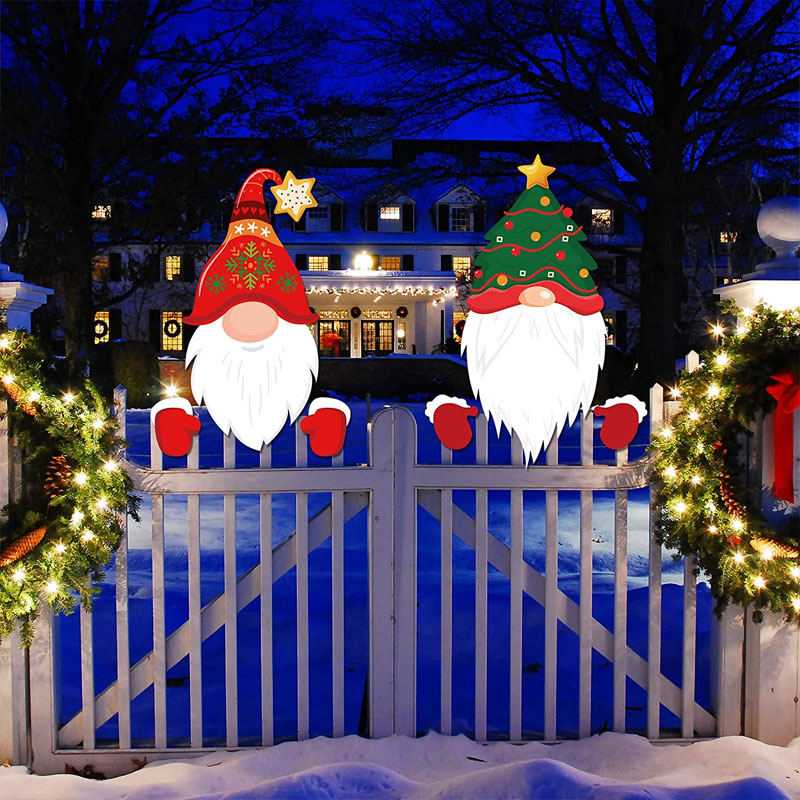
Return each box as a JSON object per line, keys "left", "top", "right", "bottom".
{"left": 307, "top": 206, "right": 330, "bottom": 232}
{"left": 165, "top": 255, "right": 182, "bottom": 281}
{"left": 720, "top": 230, "right": 738, "bottom": 244}
{"left": 453, "top": 257, "right": 471, "bottom": 279}
{"left": 450, "top": 206, "right": 472, "bottom": 232}
{"left": 92, "top": 204, "right": 111, "bottom": 220}
{"left": 591, "top": 208, "right": 614, "bottom": 234}
{"left": 381, "top": 256, "right": 401, "bottom": 271}
{"left": 94, "top": 312, "right": 110, "bottom": 344}
{"left": 380, "top": 205, "right": 400, "bottom": 220}
{"left": 161, "top": 312, "right": 183, "bottom": 351}
{"left": 92, "top": 255, "right": 109, "bottom": 280}
{"left": 604, "top": 314, "right": 617, "bottom": 347}
{"left": 308, "top": 256, "right": 329, "bottom": 271}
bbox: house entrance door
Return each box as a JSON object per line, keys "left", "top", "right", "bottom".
{"left": 361, "top": 320, "right": 394, "bottom": 357}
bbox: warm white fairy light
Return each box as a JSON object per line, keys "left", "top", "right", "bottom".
{"left": 103, "top": 460, "right": 117, "bottom": 471}
{"left": 731, "top": 518, "right": 744, "bottom": 532}
{"left": 715, "top": 353, "right": 729, "bottom": 367}
{"left": 164, "top": 384, "right": 179, "bottom": 398}
{"left": 659, "top": 426, "right": 673, "bottom": 439}
{"left": 733, "top": 551, "right": 745, "bottom": 564}
{"left": 707, "top": 383, "right": 720, "bottom": 398}
{"left": 691, "top": 475, "right": 702, "bottom": 485}
{"left": 12, "top": 568, "right": 25, "bottom": 583}
{"left": 74, "top": 472, "right": 88, "bottom": 486}
{"left": 70, "top": 510, "right": 84, "bottom": 526}
{"left": 81, "top": 530, "right": 95, "bottom": 542}
{"left": 28, "top": 390, "right": 41, "bottom": 402}
{"left": 669, "top": 386, "right": 681, "bottom": 398}
{"left": 673, "top": 500, "right": 687, "bottom": 514}
{"left": 45, "top": 580, "right": 60, "bottom": 594}
{"left": 790, "top": 566, "right": 800, "bottom": 580}
{"left": 96, "top": 498, "right": 109, "bottom": 511}
{"left": 736, "top": 325, "right": 747, "bottom": 335}
{"left": 2, "top": 373, "right": 14, "bottom": 385}
{"left": 696, "top": 443, "right": 705, "bottom": 453}
{"left": 760, "top": 547, "right": 774, "bottom": 561}
{"left": 753, "top": 576, "right": 766, "bottom": 590}
{"left": 710, "top": 323, "right": 724, "bottom": 337}
{"left": 92, "top": 418, "right": 105, "bottom": 430}
{"left": 741, "top": 307, "right": 753, "bottom": 317}
{"left": 688, "top": 410, "right": 700, "bottom": 421}
{"left": 792, "top": 597, "right": 800, "bottom": 612}
{"left": 63, "top": 392, "right": 75, "bottom": 404}
{"left": 708, "top": 525, "right": 718, "bottom": 534}
{"left": 664, "top": 465, "right": 677, "bottom": 478}
{"left": 53, "top": 543, "right": 67, "bottom": 555}
{"left": 0, "top": 336, "right": 9, "bottom": 350}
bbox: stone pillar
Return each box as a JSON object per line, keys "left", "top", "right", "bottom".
{"left": 713, "top": 196, "right": 800, "bottom": 745}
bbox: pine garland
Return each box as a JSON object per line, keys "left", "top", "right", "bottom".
{"left": 0, "top": 328, "right": 139, "bottom": 645}
{"left": 649, "top": 303, "right": 800, "bottom": 623}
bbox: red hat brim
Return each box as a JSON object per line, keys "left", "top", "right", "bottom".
{"left": 467, "top": 280, "right": 604, "bottom": 316}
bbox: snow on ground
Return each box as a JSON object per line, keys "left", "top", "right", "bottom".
{"left": 2, "top": 732, "right": 798, "bottom": 799}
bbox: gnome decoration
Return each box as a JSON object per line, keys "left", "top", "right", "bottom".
{"left": 152, "top": 168, "right": 350, "bottom": 458}
{"left": 428, "top": 156, "right": 645, "bottom": 458}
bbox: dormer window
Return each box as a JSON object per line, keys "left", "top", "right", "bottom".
{"left": 720, "top": 230, "right": 738, "bottom": 244}
{"left": 434, "top": 185, "right": 486, "bottom": 232}
{"left": 92, "top": 205, "right": 111, "bottom": 220}
{"left": 306, "top": 206, "right": 330, "bottom": 232}
{"left": 450, "top": 206, "right": 472, "bottom": 232}
{"left": 365, "top": 195, "right": 415, "bottom": 232}
{"left": 380, "top": 205, "right": 401, "bottom": 220}
{"left": 591, "top": 208, "right": 614, "bottom": 234}
{"left": 293, "top": 190, "right": 344, "bottom": 233}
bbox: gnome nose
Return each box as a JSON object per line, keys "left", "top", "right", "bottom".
{"left": 519, "top": 286, "right": 556, "bottom": 307}
{"left": 222, "top": 301, "right": 279, "bottom": 342}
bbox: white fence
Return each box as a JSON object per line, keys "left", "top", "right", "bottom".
{"left": 1, "top": 368, "right": 796, "bottom": 776}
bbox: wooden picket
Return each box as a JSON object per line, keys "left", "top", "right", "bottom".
{"left": 22, "top": 377, "right": 725, "bottom": 776}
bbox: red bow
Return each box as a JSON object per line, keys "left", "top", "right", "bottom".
{"left": 766, "top": 373, "right": 800, "bottom": 503}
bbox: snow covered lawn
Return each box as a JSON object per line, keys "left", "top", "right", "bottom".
{"left": 2, "top": 732, "right": 798, "bottom": 799}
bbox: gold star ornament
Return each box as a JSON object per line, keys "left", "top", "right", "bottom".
{"left": 270, "top": 170, "right": 318, "bottom": 222}
{"left": 517, "top": 155, "right": 556, "bottom": 189}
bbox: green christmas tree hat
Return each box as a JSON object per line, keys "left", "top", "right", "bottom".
{"left": 468, "top": 156, "right": 604, "bottom": 316}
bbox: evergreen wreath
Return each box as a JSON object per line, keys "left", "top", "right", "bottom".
{"left": 649, "top": 302, "right": 800, "bottom": 622}
{"left": 0, "top": 328, "right": 139, "bottom": 645}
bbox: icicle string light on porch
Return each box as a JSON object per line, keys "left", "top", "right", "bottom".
{"left": 306, "top": 286, "right": 457, "bottom": 297}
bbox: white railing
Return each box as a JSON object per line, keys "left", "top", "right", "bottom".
{"left": 7, "top": 361, "right": 793, "bottom": 775}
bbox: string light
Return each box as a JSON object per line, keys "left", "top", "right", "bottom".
{"left": 688, "top": 410, "right": 700, "bottom": 421}
{"left": 28, "top": 390, "right": 40, "bottom": 402}
{"left": 12, "top": 568, "right": 25, "bottom": 583}
{"left": 164, "top": 384, "right": 179, "bottom": 398}
{"left": 96, "top": 498, "right": 109, "bottom": 511}
{"left": 708, "top": 525, "right": 718, "bottom": 534}
{"left": 74, "top": 472, "right": 88, "bottom": 486}
{"left": 673, "top": 500, "right": 687, "bottom": 514}
{"left": 790, "top": 566, "right": 800, "bottom": 580}
{"left": 669, "top": 386, "right": 681, "bottom": 398}
{"left": 45, "top": 580, "right": 60, "bottom": 594}
{"left": 710, "top": 323, "right": 724, "bottom": 337}
{"left": 2, "top": 373, "right": 14, "bottom": 386}
{"left": 736, "top": 324, "right": 747, "bottom": 336}
{"left": 0, "top": 336, "right": 9, "bottom": 350}
{"left": 792, "top": 597, "right": 800, "bottom": 612}
{"left": 691, "top": 475, "right": 702, "bottom": 485}
{"left": 664, "top": 465, "right": 677, "bottom": 479}
{"left": 92, "top": 418, "right": 105, "bottom": 430}
{"left": 70, "top": 510, "right": 84, "bottom": 526}
{"left": 753, "top": 576, "right": 766, "bottom": 590}
{"left": 760, "top": 547, "right": 774, "bottom": 561}
{"left": 715, "top": 353, "right": 729, "bottom": 367}
{"left": 659, "top": 426, "right": 673, "bottom": 439}
{"left": 53, "top": 543, "right": 67, "bottom": 555}
{"left": 307, "top": 285, "right": 457, "bottom": 297}
{"left": 81, "top": 530, "right": 95, "bottom": 542}
{"left": 103, "top": 460, "right": 117, "bottom": 471}
{"left": 707, "top": 383, "right": 720, "bottom": 398}
{"left": 731, "top": 518, "right": 744, "bottom": 532}
{"left": 733, "top": 552, "right": 745, "bottom": 564}
{"left": 62, "top": 392, "right": 75, "bottom": 404}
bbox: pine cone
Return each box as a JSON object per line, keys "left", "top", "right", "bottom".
{"left": 0, "top": 526, "right": 46, "bottom": 567}
{"left": 750, "top": 537, "right": 799, "bottom": 560}
{"left": 719, "top": 472, "right": 744, "bottom": 518}
{"left": 44, "top": 454, "right": 71, "bottom": 498}
{"left": 4, "top": 382, "right": 36, "bottom": 416}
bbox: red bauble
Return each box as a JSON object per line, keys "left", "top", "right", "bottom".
{"left": 555, "top": 250, "right": 566, "bottom": 260}
{"left": 504, "top": 220, "right": 514, "bottom": 229}
{"left": 474, "top": 269, "right": 483, "bottom": 278}
{"left": 511, "top": 246, "right": 520, "bottom": 256}
{"left": 563, "top": 207, "right": 573, "bottom": 218}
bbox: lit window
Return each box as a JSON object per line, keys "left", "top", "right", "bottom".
{"left": 720, "top": 230, "right": 738, "bottom": 244}
{"left": 94, "top": 312, "right": 110, "bottom": 344}
{"left": 380, "top": 205, "right": 400, "bottom": 220}
{"left": 381, "top": 256, "right": 401, "bottom": 271}
{"left": 161, "top": 312, "right": 183, "bottom": 351}
{"left": 92, "top": 256, "right": 109, "bottom": 280}
{"left": 165, "top": 255, "right": 182, "bottom": 281}
{"left": 591, "top": 208, "right": 613, "bottom": 233}
{"left": 453, "top": 257, "right": 471, "bottom": 279}
{"left": 450, "top": 206, "right": 471, "bottom": 232}
{"left": 308, "top": 256, "right": 329, "bottom": 271}
{"left": 604, "top": 314, "right": 616, "bottom": 346}
{"left": 92, "top": 205, "right": 111, "bottom": 220}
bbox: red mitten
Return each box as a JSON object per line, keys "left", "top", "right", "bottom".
{"left": 300, "top": 398, "right": 350, "bottom": 457}
{"left": 151, "top": 398, "right": 201, "bottom": 457}
{"left": 426, "top": 394, "right": 479, "bottom": 450}
{"left": 593, "top": 395, "right": 647, "bottom": 451}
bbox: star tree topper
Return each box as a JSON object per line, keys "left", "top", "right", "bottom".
{"left": 270, "top": 170, "right": 318, "bottom": 222}
{"left": 517, "top": 154, "right": 556, "bottom": 189}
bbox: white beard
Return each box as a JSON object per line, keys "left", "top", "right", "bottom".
{"left": 461, "top": 304, "right": 606, "bottom": 463}
{"left": 186, "top": 316, "right": 318, "bottom": 451}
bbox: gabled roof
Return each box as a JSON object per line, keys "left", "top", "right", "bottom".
{"left": 364, "top": 184, "right": 416, "bottom": 205}
{"left": 311, "top": 182, "right": 344, "bottom": 203}
{"left": 432, "top": 184, "right": 484, "bottom": 205}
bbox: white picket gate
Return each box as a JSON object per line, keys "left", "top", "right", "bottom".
{"left": 9, "top": 367, "right": 774, "bottom": 776}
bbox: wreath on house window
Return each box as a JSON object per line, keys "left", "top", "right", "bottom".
{"left": 0, "top": 328, "right": 139, "bottom": 645}
{"left": 649, "top": 303, "right": 800, "bottom": 622}
{"left": 350, "top": 306, "right": 362, "bottom": 318}
{"left": 397, "top": 306, "right": 408, "bottom": 318}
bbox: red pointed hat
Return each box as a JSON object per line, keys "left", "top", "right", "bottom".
{"left": 185, "top": 169, "right": 318, "bottom": 326}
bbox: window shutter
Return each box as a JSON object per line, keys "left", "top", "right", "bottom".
{"left": 330, "top": 203, "right": 343, "bottom": 232}
{"left": 402, "top": 254, "right": 414, "bottom": 271}
{"left": 329, "top": 253, "right": 342, "bottom": 270}
{"left": 616, "top": 310, "right": 628, "bottom": 351}
{"left": 145, "top": 253, "right": 160, "bottom": 282}
{"left": 293, "top": 214, "right": 307, "bottom": 232}
{"left": 295, "top": 253, "right": 308, "bottom": 270}
{"left": 401, "top": 203, "right": 415, "bottom": 232}
{"left": 473, "top": 204, "right": 485, "bottom": 232}
{"left": 441, "top": 254, "right": 453, "bottom": 271}
{"left": 109, "top": 309, "right": 122, "bottom": 340}
{"left": 365, "top": 204, "right": 378, "bottom": 231}
{"left": 615, "top": 256, "right": 628, "bottom": 283}
{"left": 437, "top": 204, "right": 449, "bottom": 232}
{"left": 183, "top": 309, "right": 195, "bottom": 348}
{"left": 149, "top": 310, "right": 161, "bottom": 348}
{"left": 179, "top": 255, "right": 192, "bottom": 282}
{"left": 575, "top": 206, "right": 590, "bottom": 232}
{"left": 613, "top": 207, "right": 625, "bottom": 235}
{"left": 109, "top": 252, "right": 122, "bottom": 281}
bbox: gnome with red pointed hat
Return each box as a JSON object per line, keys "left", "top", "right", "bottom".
{"left": 152, "top": 168, "right": 349, "bottom": 458}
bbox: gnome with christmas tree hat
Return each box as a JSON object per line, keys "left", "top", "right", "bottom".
{"left": 428, "top": 156, "right": 645, "bottom": 459}
{"left": 152, "top": 168, "right": 349, "bottom": 458}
